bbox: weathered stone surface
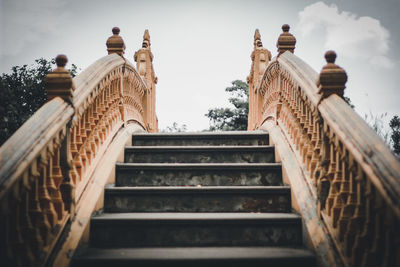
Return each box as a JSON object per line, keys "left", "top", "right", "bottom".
{"left": 104, "top": 186, "right": 291, "bottom": 212}
{"left": 72, "top": 247, "right": 315, "bottom": 267}
{"left": 90, "top": 213, "right": 302, "bottom": 248}
{"left": 132, "top": 132, "right": 268, "bottom": 146}
{"left": 116, "top": 163, "right": 283, "bottom": 186}
{"left": 73, "top": 131, "right": 315, "bottom": 267}
{"left": 124, "top": 146, "right": 275, "bottom": 163}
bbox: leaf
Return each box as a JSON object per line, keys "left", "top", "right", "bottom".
{"left": 205, "top": 80, "right": 249, "bottom": 131}
{"left": 0, "top": 58, "right": 79, "bottom": 145}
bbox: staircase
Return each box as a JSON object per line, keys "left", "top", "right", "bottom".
{"left": 72, "top": 131, "right": 315, "bottom": 267}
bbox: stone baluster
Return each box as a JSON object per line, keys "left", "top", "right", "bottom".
{"left": 337, "top": 151, "right": 353, "bottom": 240}
{"left": 38, "top": 150, "right": 57, "bottom": 229}
{"left": 331, "top": 141, "right": 344, "bottom": 227}
{"left": 20, "top": 188, "right": 36, "bottom": 264}
{"left": 50, "top": 148, "right": 64, "bottom": 220}
{"left": 344, "top": 161, "right": 361, "bottom": 256}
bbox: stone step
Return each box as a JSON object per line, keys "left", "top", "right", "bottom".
{"left": 72, "top": 247, "right": 315, "bottom": 267}
{"left": 116, "top": 163, "right": 283, "bottom": 186}
{"left": 132, "top": 131, "right": 269, "bottom": 146}
{"left": 124, "top": 145, "right": 275, "bottom": 163}
{"left": 104, "top": 186, "right": 291, "bottom": 213}
{"left": 90, "top": 213, "right": 302, "bottom": 248}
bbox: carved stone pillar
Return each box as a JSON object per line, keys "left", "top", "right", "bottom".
{"left": 134, "top": 29, "right": 158, "bottom": 132}
{"left": 247, "top": 29, "right": 271, "bottom": 130}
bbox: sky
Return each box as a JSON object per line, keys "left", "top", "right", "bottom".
{"left": 1, "top": 0, "right": 399, "bottom": 131}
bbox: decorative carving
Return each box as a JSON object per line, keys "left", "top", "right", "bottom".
{"left": 143, "top": 29, "right": 151, "bottom": 48}
{"left": 0, "top": 28, "right": 157, "bottom": 266}
{"left": 318, "top": 177, "right": 330, "bottom": 213}
{"left": 45, "top": 55, "right": 75, "bottom": 104}
{"left": 253, "top": 44, "right": 400, "bottom": 267}
{"left": 317, "top": 51, "right": 348, "bottom": 99}
{"left": 106, "top": 27, "right": 125, "bottom": 56}
{"left": 134, "top": 29, "right": 158, "bottom": 132}
{"left": 248, "top": 29, "right": 271, "bottom": 130}
{"left": 277, "top": 24, "right": 296, "bottom": 55}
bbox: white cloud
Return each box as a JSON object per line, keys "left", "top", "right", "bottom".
{"left": 296, "top": 1, "right": 393, "bottom": 68}
{"left": 0, "top": 0, "right": 69, "bottom": 57}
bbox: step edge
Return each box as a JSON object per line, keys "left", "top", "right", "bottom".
{"left": 132, "top": 132, "right": 268, "bottom": 138}
{"left": 73, "top": 246, "right": 314, "bottom": 261}
{"left": 90, "top": 212, "right": 302, "bottom": 223}
{"left": 116, "top": 163, "right": 282, "bottom": 169}
{"left": 124, "top": 145, "right": 274, "bottom": 151}
{"left": 104, "top": 186, "right": 291, "bottom": 195}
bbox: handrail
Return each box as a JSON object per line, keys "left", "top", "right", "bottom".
{"left": 249, "top": 25, "right": 400, "bottom": 267}
{"left": 0, "top": 99, "right": 73, "bottom": 197}
{"left": 0, "top": 27, "right": 157, "bottom": 267}
{"left": 73, "top": 53, "right": 125, "bottom": 111}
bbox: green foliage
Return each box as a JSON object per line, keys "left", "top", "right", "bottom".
{"left": 0, "top": 58, "right": 78, "bottom": 146}
{"left": 389, "top": 115, "right": 400, "bottom": 156}
{"left": 161, "top": 122, "right": 188, "bottom": 133}
{"left": 205, "top": 80, "right": 249, "bottom": 131}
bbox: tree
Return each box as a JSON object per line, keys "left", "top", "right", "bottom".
{"left": 161, "top": 122, "right": 188, "bottom": 133}
{"left": 389, "top": 115, "right": 400, "bottom": 156}
{"left": 0, "top": 58, "right": 78, "bottom": 145}
{"left": 205, "top": 80, "right": 248, "bottom": 131}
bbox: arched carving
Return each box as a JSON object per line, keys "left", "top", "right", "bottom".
{"left": 252, "top": 50, "right": 400, "bottom": 267}
{"left": 0, "top": 50, "right": 155, "bottom": 266}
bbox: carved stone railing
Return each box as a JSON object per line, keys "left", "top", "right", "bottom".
{"left": 0, "top": 27, "right": 157, "bottom": 267}
{"left": 248, "top": 25, "right": 400, "bottom": 267}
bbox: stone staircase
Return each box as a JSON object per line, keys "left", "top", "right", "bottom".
{"left": 72, "top": 131, "right": 315, "bottom": 266}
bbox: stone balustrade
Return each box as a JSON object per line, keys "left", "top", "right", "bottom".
{"left": 248, "top": 25, "right": 400, "bottom": 267}
{"left": 1, "top": 22, "right": 399, "bottom": 267}
{"left": 0, "top": 27, "right": 157, "bottom": 267}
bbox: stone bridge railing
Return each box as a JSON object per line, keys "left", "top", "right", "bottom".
{"left": 248, "top": 25, "right": 400, "bottom": 267}
{"left": 0, "top": 27, "right": 157, "bottom": 267}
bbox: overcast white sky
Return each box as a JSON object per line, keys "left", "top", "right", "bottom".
{"left": 1, "top": 0, "right": 399, "bottom": 131}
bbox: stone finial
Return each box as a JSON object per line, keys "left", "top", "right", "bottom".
{"left": 142, "top": 29, "right": 151, "bottom": 49}
{"left": 254, "top": 29, "right": 261, "bottom": 46}
{"left": 277, "top": 24, "right": 296, "bottom": 55}
{"left": 106, "top": 27, "right": 126, "bottom": 56}
{"left": 317, "top": 51, "right": 348, "bottom": 98}
{"left": 45, "top": 55, "right": 74, "bottom": 104}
